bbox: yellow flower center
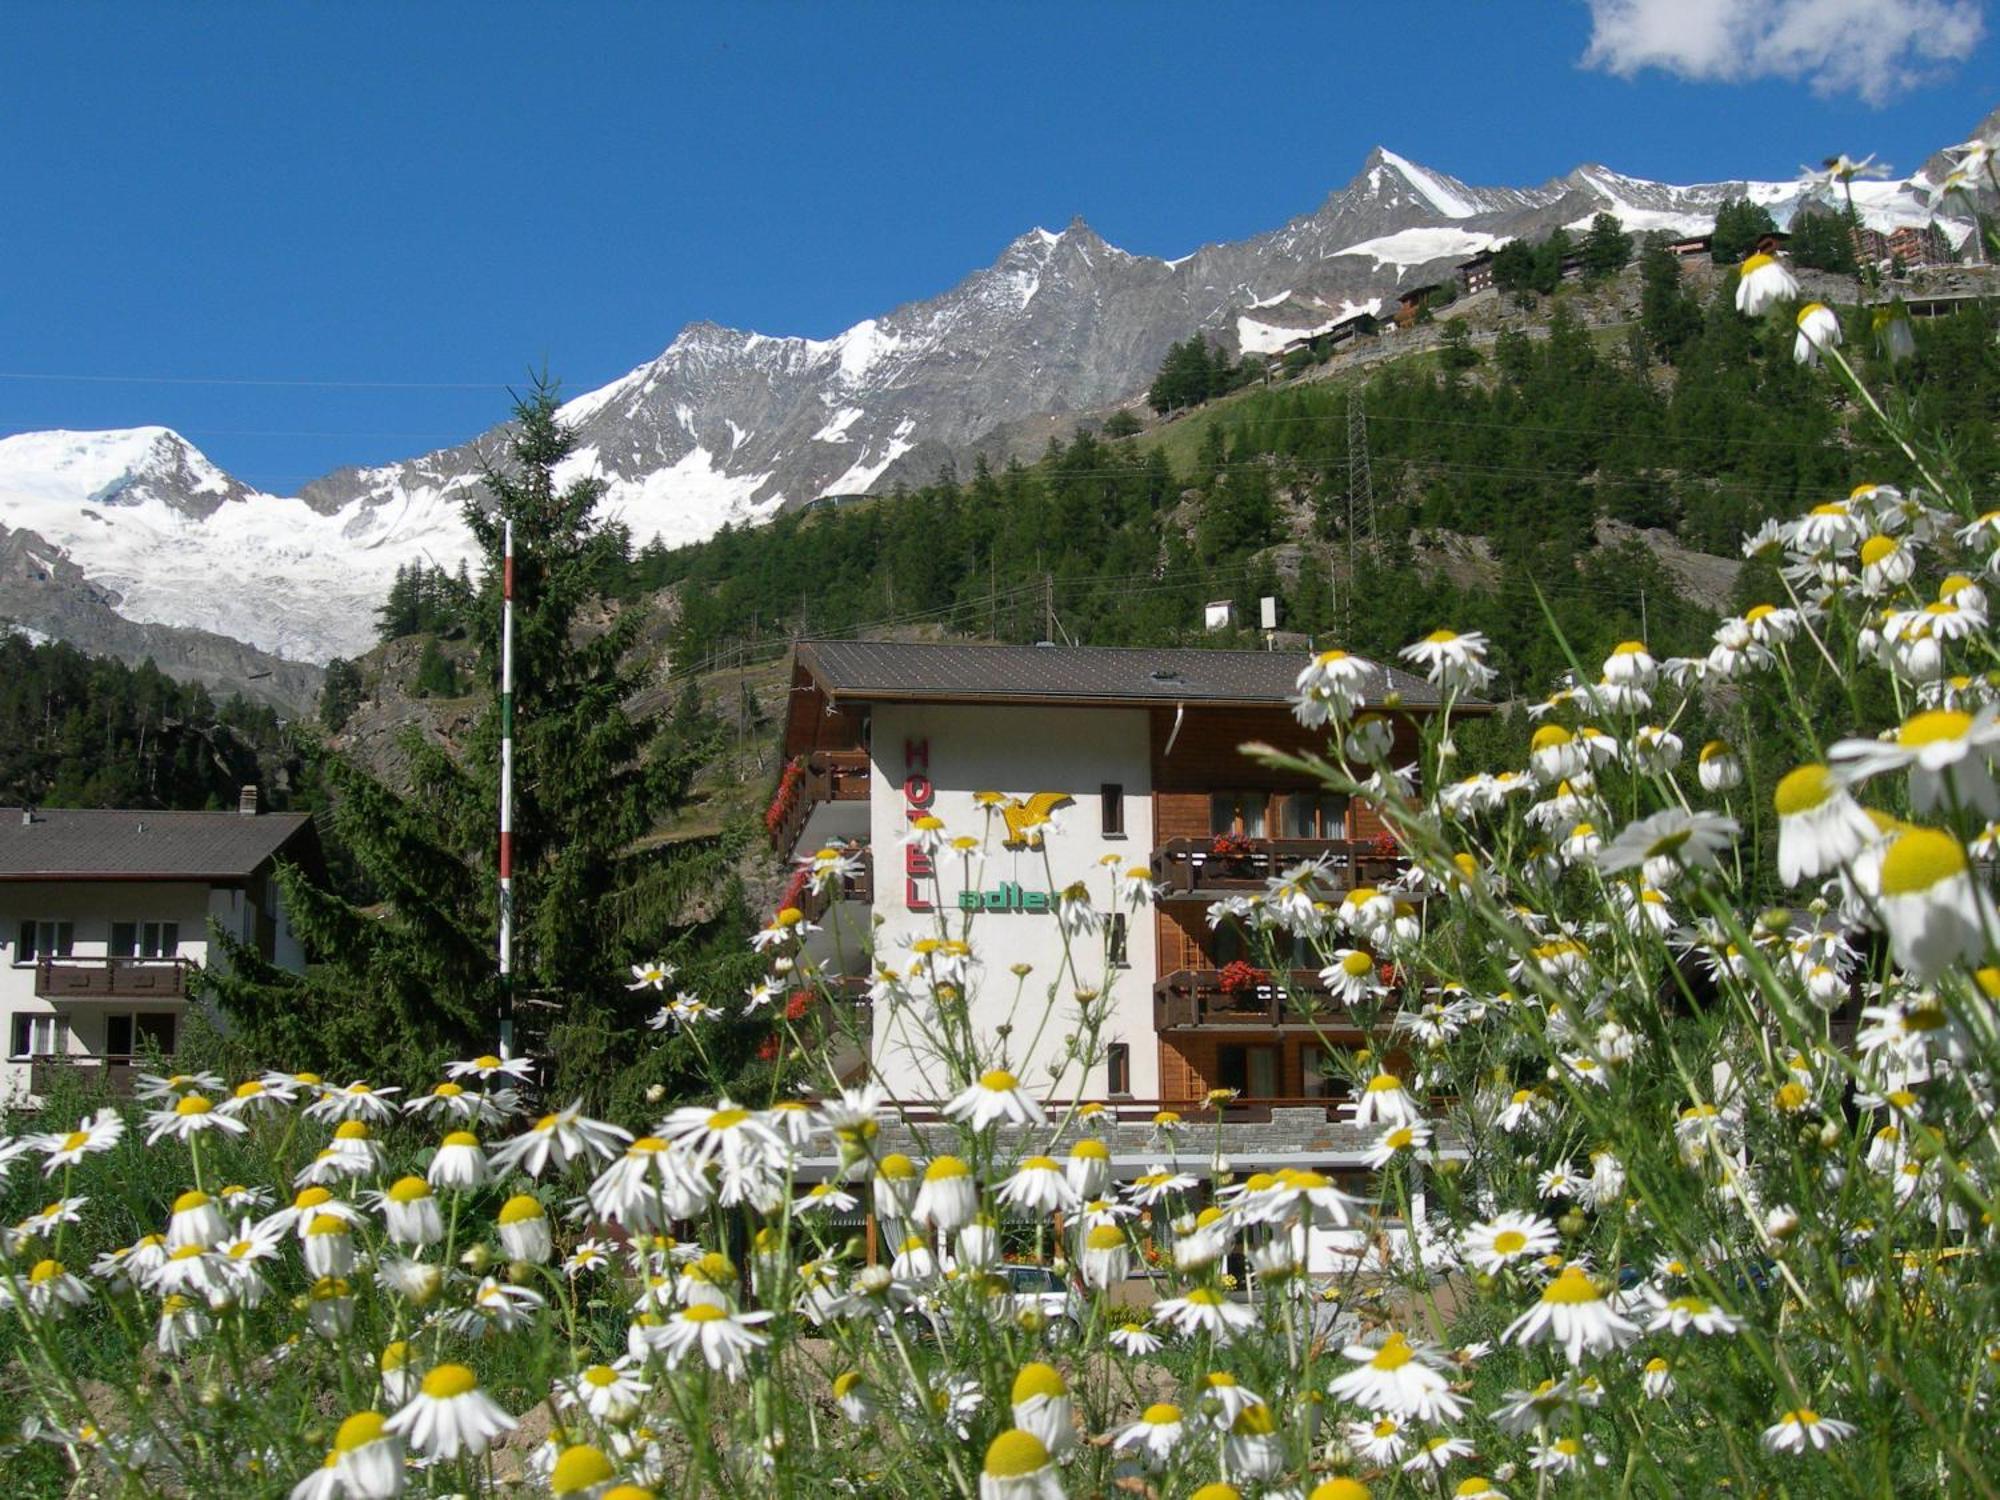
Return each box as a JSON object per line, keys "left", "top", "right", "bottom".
{"left": 1879, "top": 827, "right": 1970, "bottom": 897}
{"left": 441, "top": 1131, "right": 480, "bottom": 1149}
{"left": 333, "top": 1121, "right": 370, "bottom": 1141}
{"left": 172, "top": 1190, "right": 210, "bottom": 1214}
{"left": 1012, "top": 1361, "right": 1067, "bottom": 1403}
{"left": 924, "top": 1155, "right": 971, "bottom": 1181}
{"left": 681, "top": 1304, "right": 727, "bottom": 1323}
{"left": 420, "top": 1364, "right": 478, "bottom": 1400}
{"left": 497, "top": 1194, "right": 545, "bottom": 1225}
{"left": 551, "top": 1445, "right": 616, "bottom": 1495}
{"left": 1143, "top": 1401, "right": 1182, "bottom": 1425}
{"left": 333, "top": 1412, "right": 386, "bottom": 1453}
{"left": 1491, "top": 1229, "right": 1528, "bottom": 1255}
{"left": 1774, "top": 764, "right": 1837, "bottom": 816}
{"left": 173, "top": 1095, "right": 213, "bottom": 1117}
{"left": 28, "top": 1259, "right": 62, "bottom": 1284}
{"left": 1084, "top": 1224, "right": 1125, "bottom": 1251}
{"left": 1898, "top": 709, "right": 1972, "bottom": 747}
{"left": 706, "top": 1108, "right": 749, "bottom": 1131}
{"left": 386, "top": 1176, "right": 432, "bottom": 1205}
{"left": 1541, "top": 1266, "right": 1604, "bottom": 1305}
{"left": 1369, "top": 1333, "right": 1416, "bottom": 1370}
{"left": 983, "top": 1429, "right": 1050, "bottom": 1478}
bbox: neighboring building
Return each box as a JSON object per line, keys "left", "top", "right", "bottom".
{"left": 770, "top": 640, "right": 1465, "bottom": 1113}
{"left": 1847, "top": 221, "right": 1957, "bottom": 270}
{"left": 1666, "top": 233, "right": 1713, "bottom": 262}
{"left": 1455, "top": 248, "right": 1498, "bottom": 295}
{"left": 0, "top": 796, "right": 318, "bottom": 1102}
{"left": 1393, "top": 284, "right": 1442, "bottom": 328}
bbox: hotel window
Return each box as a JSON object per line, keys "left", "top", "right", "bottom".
{"left": 9, "top": 1013, "right": 61, "bottom": 1059}
{"left": 1106, "top": 1042, "right": 1131, "bottom": 1096}
{"left": 1283, "top": 792, "right": 1349, "bottom": 840}
{"left": 1210, "top": 923, "right": 1245, "bottom": 968}
{"left": 1301, "top": 1046, "right": 1351, "bottom": 1100}
{"left": 110, "top": 922, "right": 180, "bottom": 959}
{"left": 1216, "top": 1043, "right": 1280, "bottom": 1100}
{"left": 15, "top": 921, "right": 74, "bottom": 963}
{"left": 1209, "top": 791, "right": 1267, "bottom": 837}
{"left": 1108, "top": 913, "right": 1129, "bottom": 968}
{"left": 1100, "top": 784, "right": 1125, "bottom": 837}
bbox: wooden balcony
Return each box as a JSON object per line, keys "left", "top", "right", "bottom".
{"left": 28, "top": 1055, "right": 156, "bottom": 1098}
{"left": 1154, "top": 967, "right": 1360, "bottom": 1031}
{"left": 33, "top": 957, "right": 196, "bottom": 1001}
{"left": 1150, "top": 838, "right": 1406, "bottom": 899}
{"left": 769, "top": 750, "right": 872, "bottom": 859}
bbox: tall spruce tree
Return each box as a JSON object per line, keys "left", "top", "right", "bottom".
{"left": 208, "top": 381, "right": 760, "bottom": 1105}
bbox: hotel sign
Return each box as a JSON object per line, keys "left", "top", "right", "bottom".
{"left": 903, "top": 738, "right": 933, "bottom": 911}
{"left": 957, "top": 882, "right": 1055, "bottom": 913}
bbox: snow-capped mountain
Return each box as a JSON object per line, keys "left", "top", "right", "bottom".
{"left": 1, "top": 123, "right": 1987, "bottom": 673}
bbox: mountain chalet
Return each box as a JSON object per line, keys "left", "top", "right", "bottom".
{"left": 0, "top": 797, "right": 317, "bottom": 1102}
{"left": 770, "top": 639, "right": 1468, "bottom": 1117}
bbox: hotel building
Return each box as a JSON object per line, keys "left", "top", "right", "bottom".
{"left": 770, "top": 639, "right": 1454, "bottom": 1117}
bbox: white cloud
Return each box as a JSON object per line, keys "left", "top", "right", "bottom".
{"left": 1581, "top": 0, "right": 1986, "bottom": 105}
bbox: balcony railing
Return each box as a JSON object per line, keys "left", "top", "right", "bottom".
{"left": 27, "top": 1054, "right": 158, "bottom": 1098}
{"left": 769, "top": 750, "right": 872, "bottom": 858}
{"left": 1154, "top": 967, "right": 1366, "bottom": 1030}
{"left": 1151, "top": 838, "right": 1407, "bottom": 898}
{"left": 33, "top": 957, "right": 196, "bottom": 1001}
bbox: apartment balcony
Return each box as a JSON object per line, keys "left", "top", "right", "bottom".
{"left": 793, "top": 846, "right": 874, "bottom": 928}
{"left": 1153, "top": 967, "right": 1361, "bottom": 1031}
{"left": 768, "top": 750, "right": 872, "bottom": 861}
{"left": 1150, "top": 838, "right": 1406, "bottom": 900}
{"left": 33, "top": 957, "right": 196, "bottom": 1001}
{"left": 28, "top": 1054, "right": 158, "bottom": 1098}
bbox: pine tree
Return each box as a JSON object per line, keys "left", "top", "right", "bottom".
{"left": 208, "top": 379, "right": 761, "bottom": 1105}
{"left": 319, "top": 658, "right": 363, "bottom": 733}
{"left": 1712, "top": 198, "right": 1779, "bottom": 264}
{"left": 1580, "top": 212, "right": 1633, "bottom": 278}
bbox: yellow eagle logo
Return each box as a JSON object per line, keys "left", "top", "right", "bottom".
{"left": 995, "top": 791, "right": 1073, "bottom": 849}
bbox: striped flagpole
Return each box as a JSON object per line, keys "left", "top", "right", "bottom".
{"left": 498, "top": 517, "right": 516, "bottom": 1051}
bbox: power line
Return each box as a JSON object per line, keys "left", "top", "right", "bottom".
{"left": 0, "top": 371, "right": 508, "bottom": 391}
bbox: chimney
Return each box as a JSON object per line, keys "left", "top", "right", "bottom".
{"left": 19, "top": 806, "right": 33, "bottom": 827}
{"left": 238, "top": 786, "right": 260, "bottom": 817}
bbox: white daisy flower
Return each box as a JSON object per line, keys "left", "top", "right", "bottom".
{"left": 1761, "top": 1409, "right": 1856, "bottom": 1454}
{"left": 1734, "top": 251, "right": 1798, "bottom": 316}
{"left": 144, "top": 1095, "right": 249, "bottom": 1146}
{"left": 382, "top": 1363, "right": 516, "bottom": 1461}
{"left": 652, "top": 1304, "right": 773, "bottom": 1380}
{"left": 1874, "top": 826, "right": 1994, "bottom": 979}
{"left": 1774, "top": 764, "right": 1878, "bottom": 886}
{"left": 1501, "top": 1264, "right": 1641, "bottom": 1364}
{"left": 1153, "top": 1286, "right": 1259, "bottom": 1343}
{"left": 1460, "top": 1212, "right": 1559, "bottom": 1275}
{"left": 978, "top": 1430, "right": 1061, "bottom": 1499}
{"left": 943, "top": 1069, "right": 1045, "bottom": 1129}
{"left": 1646, "top": 1294, "right": 1742, "bottom": 1337}
{"left": 488, "top": 1102, "right": 631, "bottom": 1178}
{"left": 1328, "top": 1331, "right": 1464, "bottom": 1421}
{"left": 1793, "top": 301, "right": 1842, "bottom": 366}
{"left": 1112, "top": 1402, "right": 1185, "bottom": 1470}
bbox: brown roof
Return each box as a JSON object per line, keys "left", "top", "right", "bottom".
{"left": 796, "top": 639, "right": 1454, "bottom": 709}
{"left": 0, "top": 807, "right": 318, "bottom": 882}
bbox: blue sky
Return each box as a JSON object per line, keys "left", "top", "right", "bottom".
{"left": 1, "top": 1, "right": 1992, "bottom": 492}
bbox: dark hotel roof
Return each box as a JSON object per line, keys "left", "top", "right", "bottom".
{"left": 0, "top": 808, "right": 317, "bottom": 882}
{"left": 795, "top": 639, "right": 1452, "bottom": 710}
